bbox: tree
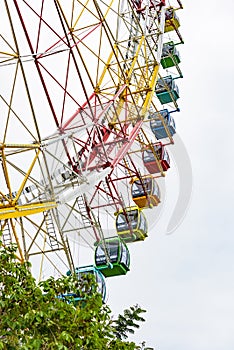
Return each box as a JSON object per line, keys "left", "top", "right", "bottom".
{"left": 112, "top": 305, "right": 146, "bottom": 340}
{"left": 0, "top": 238, "right": 145, "bottom": 349}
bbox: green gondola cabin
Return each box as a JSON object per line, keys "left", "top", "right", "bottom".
{"left": 161, "top": 41, "right": 181, "bottom": 69}
{"left": 95, "top": 237, "right": 130, "bottom": 277}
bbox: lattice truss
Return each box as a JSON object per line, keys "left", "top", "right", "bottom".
{"left": 0, "top": 0, "right": 182, "bottom": 277}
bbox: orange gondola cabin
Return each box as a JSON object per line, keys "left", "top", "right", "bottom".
{"left": 131, "top": 175, "right": 160, "bottom": 209}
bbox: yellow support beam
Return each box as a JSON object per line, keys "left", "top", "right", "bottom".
{"left": 10, "top": 218, "right": 25, "bottom": 261}
{"left": 0, "top": 143, "right": 40, "bottom": 149}
{"left": 141, "top": 63, "right": 160, "bottom": 117}
{"left": 97, "top": 49, "right": 115, "bottom": 88}
{"left": 0, "top": 202, "right": 57, "bottom": 220}
{"left": 72, "top": 0, "right": 90, "bottom": 29}
{"left": 126, "top": 36, "right": 145, "bottom": 82}
{"left": 12, "top": 149, "right": 40, "bottom": 204}
{"left": 0, "top": 51, "right": 18, "bottom": 57}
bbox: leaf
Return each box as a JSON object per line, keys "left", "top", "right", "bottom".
{"left": 0, "top": 239, "right": 145, "bottom": 349}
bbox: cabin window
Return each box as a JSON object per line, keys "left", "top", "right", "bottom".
{"left": 108, "top": 242, "right": 119, "bottom": 262}
{"left": 95, "top": 245, "right": 106, "bottom": 265}
{"left": 152, "top": 181, "right": 160, "bottom": 197}
{"left": 139, "top": 214, "right": 146, "bottom": 232}
{"left": 127, "top": 210, "right": 138, "bottom": 230}
{"left": 120, "top": 243, "right": 128, "bottom": 266}
{"left": 132, "top": 182, "right": 143, "bottom": 197}
{"left": 163, "top": 149, "right": 170, "bottom": 164}
{"left": 116, "top": 213, "right": 128, "bottom": 231}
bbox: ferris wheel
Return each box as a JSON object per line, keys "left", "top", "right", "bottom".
{"left": 0, "top": 0, "right": 184, "bottom": 287}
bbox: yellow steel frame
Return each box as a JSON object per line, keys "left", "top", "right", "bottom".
{"left": 0, "top": 0, "right": 174, "bottom": 273}
{"left": 53, "top": 0, "right": 162, "bottom": 133}
{"left": 0, "top": 144, "right": 57, "bottom": 219}
{"left": 98, "top": 39, "right": 160, "bottom": 127}
{"left": 0, "top": 142, "right": 57, "bottom": 263}
{"left": 0, "top": 202, "right": 57, "bottom": 220}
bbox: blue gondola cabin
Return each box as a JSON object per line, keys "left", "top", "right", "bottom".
{"left": 115, "top": 206, "right": 148, "bottom": 243}
{"left": 95, "top": 237, "right": 130, "bottom": 277}
{"left": 60, "top": 265, "right": 106, "bottom": 304}
{"left": 155, "top": 75, "right": 179, "bottom": 104}
{"left": 143, "top": 143, "right": 170, "bottom": 174}
{"left": 149, "top": 109, "right": 176, "bottom": 139}
{"left": 131, "top": 175, "right": 160, "bottom": 209}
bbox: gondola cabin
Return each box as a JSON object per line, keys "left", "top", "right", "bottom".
{"left": 161, "top": 42, "right": 181, "bottom": 69}
{"left": 95, "top": 237, "right": 130, "bottom": 277}
{"left": 165, "top": 7, "right": 180, "bottom": 32}
{"left": 131, "top": 175, "right": 160, "bottom": 209}
{"left": 115, "top": 206, "right": 148, "bottom": 242}
{"left": 149, "top": 109, "right": 176, "bottom": 139}
{"left": 143, "top": 143, "right": 170, "bottom": 174}
{"left": 155, "top": 75, "right": 179, "bottom": 104}
{"left": 60, "top": 265, "right": 106, "bottom": 304}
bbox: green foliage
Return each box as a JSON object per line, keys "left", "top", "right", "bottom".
{"left": 0, "top": 238, "right": 145, "bottom": 349}
{"left": 112, "top": 305, "right": 146, "bottom": 340}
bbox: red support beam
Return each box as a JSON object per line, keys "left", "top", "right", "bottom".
{"left": 111, "top": 119, "right": 143, "bottom": 168}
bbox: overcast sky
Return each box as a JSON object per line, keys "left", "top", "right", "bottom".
{"left": 107, "top": 1, "right": 234, "bottom": 349}
{"left": 1, "top": 1, "right": 234, "bottom": 349}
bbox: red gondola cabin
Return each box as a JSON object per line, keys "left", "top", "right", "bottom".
{"left": 142, "top": 143, "right": 170, "bottom": 174}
